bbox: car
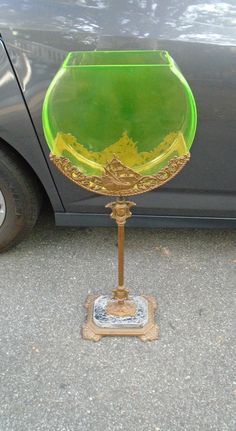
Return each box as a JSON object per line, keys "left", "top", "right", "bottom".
{"left": 1, "top": 0, "right": 236, "bottom": 252}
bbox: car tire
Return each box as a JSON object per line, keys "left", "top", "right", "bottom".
{"left": 0, "top": 146, "right": 42, "bottom": 252}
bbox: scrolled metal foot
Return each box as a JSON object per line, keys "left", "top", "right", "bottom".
{"left": 82, "top": 324, "right": 102, "bottom": 342}
{"left": 139, "top": 323, "right": 160, "bottom": 342}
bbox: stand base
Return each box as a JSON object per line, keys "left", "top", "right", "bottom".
{"left": 82, "top": 295, "right": 159, "bottom": 342}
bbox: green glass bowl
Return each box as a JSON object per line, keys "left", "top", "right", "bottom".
{"left": 42, "top": 50, "right": 197, "bottom": 179}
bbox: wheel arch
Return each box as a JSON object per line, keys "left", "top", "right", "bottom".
{"left": 0, "top": 136, "right": 53, "bottom": 210}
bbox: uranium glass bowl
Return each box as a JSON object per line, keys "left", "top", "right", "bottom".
{"left": 42, "top": 50, "right": 197, "bottom": 189}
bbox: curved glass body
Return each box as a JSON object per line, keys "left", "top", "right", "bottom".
{"left": 42, "top": 50, "right": 197, "bottom": 193}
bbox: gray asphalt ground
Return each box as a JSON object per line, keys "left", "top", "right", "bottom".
{"left": 0, "top": 209, "right": 235, "bottom": 431}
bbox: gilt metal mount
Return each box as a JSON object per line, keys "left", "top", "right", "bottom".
{"left": 50, "top": 153, "right": 190, "bottom": 196}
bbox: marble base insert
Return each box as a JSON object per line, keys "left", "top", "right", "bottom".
{"left": 93, "top": 295, "right": 148, "bottom": 328}
{"left": 82, "top": 294, "right": 159, "bottom": 342}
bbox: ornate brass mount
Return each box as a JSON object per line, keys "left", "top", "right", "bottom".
{"left": 49, "top": 152, "right": 191, "bottom": 341}
{"left": 50, "top": 153, "right": 190, "bottom": 196}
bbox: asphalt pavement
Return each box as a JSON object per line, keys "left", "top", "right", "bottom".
{"left": 0, "top": 209, "right": 235, "bottom": 431}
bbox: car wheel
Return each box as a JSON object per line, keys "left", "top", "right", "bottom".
{"left": 0, "top": 146, "right": 42, "bottom": 252}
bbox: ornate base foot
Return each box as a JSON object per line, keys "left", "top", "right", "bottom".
{"left": 82, "top": 323, "right": 102, "bottom": 342}
{"left": 82, "top": 294, "right": 159, "bottom": 342}
{"left": 139, "top": 323, "right": 160, "bottom": 341}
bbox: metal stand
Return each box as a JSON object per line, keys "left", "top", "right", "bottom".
{"left": 50, "top": 150, "right": 191, "bottom": 342}
{"left": 82, "top": 198, "right": 159, "bottom": 342}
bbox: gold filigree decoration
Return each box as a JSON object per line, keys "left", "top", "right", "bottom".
{"left": 50, "top": 152, "right": 190, "bottom": 196}
{"left": 53, "top": 130, "right": 188, "bottom": 173}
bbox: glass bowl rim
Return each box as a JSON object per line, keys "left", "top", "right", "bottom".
{"left": 62, "top": 49, "right": 175, "bottom": 68}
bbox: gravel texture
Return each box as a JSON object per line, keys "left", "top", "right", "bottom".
{"left": 0, "top": 210, "right": 235, "bottom": 431}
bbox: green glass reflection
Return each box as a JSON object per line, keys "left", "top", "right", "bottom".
{"left": 42, "top": 50, "right": 197, "bottom": 176}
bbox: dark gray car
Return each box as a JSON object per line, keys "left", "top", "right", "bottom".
{"left": 1, "top": 0, "right": 236, "bottom": 251}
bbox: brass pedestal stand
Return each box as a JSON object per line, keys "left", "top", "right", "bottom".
{"left": 50, "top": 152, "right": 190, "bottom": 342}
{"left": 82, "top": 198, "right": 159, "bottom": 342}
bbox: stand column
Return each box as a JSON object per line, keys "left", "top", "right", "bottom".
{"left": 105, "top": 198, "right": 136, "bottom": 316}
{"left": 117, "top": 222, "right": 125, "bottom": 293}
